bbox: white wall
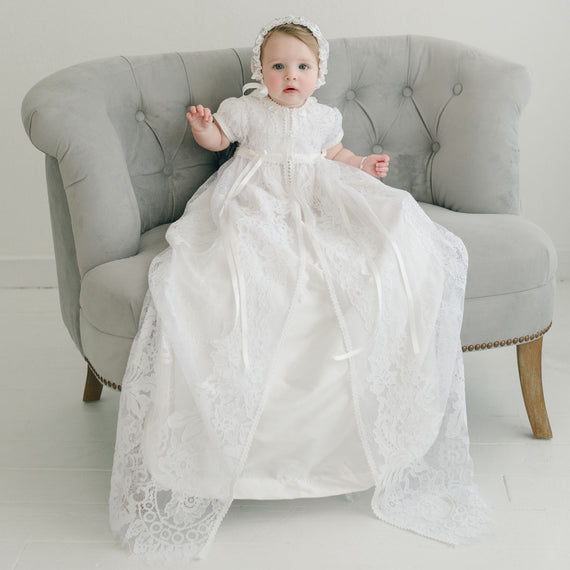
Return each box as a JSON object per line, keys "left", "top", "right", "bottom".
{"left": 2, "top": 0, "right": 569, "bottom": 285}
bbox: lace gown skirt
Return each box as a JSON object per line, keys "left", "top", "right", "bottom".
{"left": 110, "top": 147, "right": 492, "bottom": 558}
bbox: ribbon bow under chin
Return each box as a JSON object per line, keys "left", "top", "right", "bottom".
{"left": 242, "top": 82, "right": 269, "bottom": 97}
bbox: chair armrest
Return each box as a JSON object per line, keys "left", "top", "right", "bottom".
{"left": 22, "top": 70, "right": 141, "bottom": 277}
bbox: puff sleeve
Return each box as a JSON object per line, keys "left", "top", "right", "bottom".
{"left": 213, "top": 97, "right": 248, "bottom": 143}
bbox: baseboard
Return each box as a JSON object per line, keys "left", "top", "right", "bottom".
{"left": 0, "top": 257, "right": 57, "bottom": 288}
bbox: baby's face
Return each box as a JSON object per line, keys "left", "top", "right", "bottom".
{"left": 261, "top": 32, "right": 319, "bottom": 108}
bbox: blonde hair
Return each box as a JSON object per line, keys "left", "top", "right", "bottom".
{"left": 260, "top": 24, "right": 320, "bottom": 65}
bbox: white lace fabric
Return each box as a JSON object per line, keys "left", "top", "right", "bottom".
{"left": 109, "top": 94, "right": 493, "bottom": 561}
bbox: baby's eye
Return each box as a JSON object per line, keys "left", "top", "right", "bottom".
{"left": 273, "top": 63, "right": 284, "bottom": 70}
{"left": 299, "top": 64, "right": 309, "bottom": 70}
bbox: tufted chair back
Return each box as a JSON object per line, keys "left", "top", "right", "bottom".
{"left": 321, "top": 37, "right": 529, "bottom": 215}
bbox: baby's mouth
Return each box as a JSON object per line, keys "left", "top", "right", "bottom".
{"left": 284, "top": 87, "right": 298, "bottom": 93}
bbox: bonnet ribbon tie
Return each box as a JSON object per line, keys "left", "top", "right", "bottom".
{"left": 242, "top": 82, "right": 269, "bottom": 97}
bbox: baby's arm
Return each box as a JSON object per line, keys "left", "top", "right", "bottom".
{"left": 326, "top": 143, "right": 389, "bottom": 178}
{"left": 187, "top": 105, "right": 231, "bottom": 152}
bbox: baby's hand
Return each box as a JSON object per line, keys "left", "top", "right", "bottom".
{"left": 186, "top": 105, "right": 214, "bottom": 133}
{"left": 361, "top": 154, "right": 390, "bottom": 178}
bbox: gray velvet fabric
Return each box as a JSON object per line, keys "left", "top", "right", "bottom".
{"left": 21, "top": 35, "right": 556, "bottom": 386}
{"left": 79, "top": 224, "right": 169, "bottom": 338}
{"left": 45, "top": 156, "right": 83, "bottom": 352}
{"left": 421, "top": 204, "right": 557, "bottom": 299}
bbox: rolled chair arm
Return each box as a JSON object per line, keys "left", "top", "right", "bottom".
{"left": 22, "top": 67, "right": 141, "bottom": 278}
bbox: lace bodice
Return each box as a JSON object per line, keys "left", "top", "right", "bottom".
{"left": 214, "top": 94, "right": 344, "bottom": 157}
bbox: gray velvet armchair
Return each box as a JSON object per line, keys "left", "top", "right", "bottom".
{"left": 21, "top": 35, "right": 557, "bottom": 438}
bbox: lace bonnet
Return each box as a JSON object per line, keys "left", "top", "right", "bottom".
{"left": 250, "top": 16, "right": 329, "bottom": 88}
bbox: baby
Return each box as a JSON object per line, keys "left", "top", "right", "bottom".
{"left": 187, "top": 21, "right": 390, "bottom": 177}
{"left": 110, "top": 16, "right": 492, "bottom": 562}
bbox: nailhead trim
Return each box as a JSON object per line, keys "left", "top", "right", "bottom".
{"left": 461, "top": 323, "right": 552, "bottom": 353}
{"left": 85, "top": 323, "right": 553, "bottom": 380}
{"left": 85, "top": 358, "right": 122, "bottom": 391}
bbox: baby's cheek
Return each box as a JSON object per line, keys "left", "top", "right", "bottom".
{"left": 264, "top": 75, "right": 283, "bottom": 98}
{"left": 264, "top": 75, "right": 279, "bottom": 89}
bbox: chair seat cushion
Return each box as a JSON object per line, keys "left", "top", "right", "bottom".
{"left": 420, "top": 203, "right": 558, "bottom": 299}
{"left": 80, "top": 204, "right": 557, "bottom": 343}
{"left": 80, "top": 224, "right": 169, "bottom": 338}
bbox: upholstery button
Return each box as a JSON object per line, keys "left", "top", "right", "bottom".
{"left": 453, "top": 83, "right": 463, "bottom": 95}
{"left": 162, "top": 164, "right": 173, "bottom": 176}
{"left": 431, "top": 141, "right": 441, "bottom": 152}
{"left": 402, "top": 86, "right": 413, "bottom": 97}
{"left": 135, "top": 110, "right": 146, "bottom": 122}
{"left": 346, "top": 90, "right": 356, "bottom": 100}
{"left": 372, "top": 145, "right": 383, "bottom": 154}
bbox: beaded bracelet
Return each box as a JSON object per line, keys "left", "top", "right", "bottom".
{"left": 359, "top": 156, "right": 367, "bottom": 170}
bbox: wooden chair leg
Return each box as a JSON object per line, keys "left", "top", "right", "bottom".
{"left": 83, "top": 364, "right": 104, "bottom": 402}
{"left": 516, "top": 337, "right": 552, "bottom": 439}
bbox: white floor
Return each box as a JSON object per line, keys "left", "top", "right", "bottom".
{"left": 0, "top": 284, "right": 569, "bottom": 570}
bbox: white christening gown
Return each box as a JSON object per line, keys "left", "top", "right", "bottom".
{"left": 109, "top": 93, "right": 493, "bottom": 560}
